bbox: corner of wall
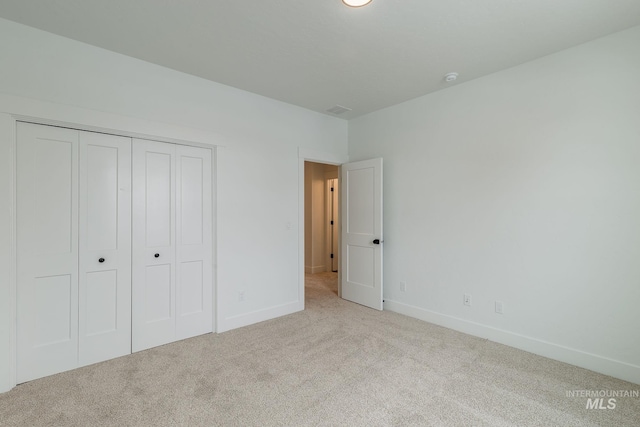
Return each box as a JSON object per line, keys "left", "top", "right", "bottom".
{"left": 0, "top": 113, "right": 16, "bottom": 392}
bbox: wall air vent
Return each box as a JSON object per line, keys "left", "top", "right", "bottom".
{"left": 326, "top": 105, "right": 352, "bottom": 115}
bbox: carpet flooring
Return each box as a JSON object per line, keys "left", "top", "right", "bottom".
{"left": 1, "top": 272, "right": 638, "bottom": 426}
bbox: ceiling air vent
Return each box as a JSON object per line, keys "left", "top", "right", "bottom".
{"left": 326, "top": 105, "right": 352, "bottom": 115}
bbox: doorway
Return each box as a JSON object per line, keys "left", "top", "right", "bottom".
{"left": 304, "top": 161, "right": 339, "bottom": 296}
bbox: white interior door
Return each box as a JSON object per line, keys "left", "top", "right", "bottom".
{"left": 175, "top": 144, "right": 213, "bottom": 340}
{"left": 17, "top": 123, "right": 80, "bottom": 383}
{"left": 133, "top": 140, "right": 213, "bottom": 351}
{"left": 340, "top": 158, "right": 383, "bottom": 310}
{"left": 16, "top": 124, "right": 213, "bottom": 380}
{"left": 132, "top": 139, "right": 177, "bottom": 352}
{"left": 78, "top": 131, "right": 131, "bottom": 366}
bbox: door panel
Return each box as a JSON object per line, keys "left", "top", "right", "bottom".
{"left": 346, "top": 168, "right": 375, "bottom": 235}
{"left": 132, "top": 139, "right": 177, "bottom": 351}
{"left": 145, "top": 152, "right": 173, "bottom": 248}
{"left": 17, "top": 123, "right": 79, "bottom": 383}
{"left": 84, "top": 270, "right": 118, "bottom": 335}
{"left": 176, "top": 145, "right": 213, "bottom": 339}
{"left": 346, "top": 246, "right": 375, "bottom": 288}
{"left": 179, "top": 156, "right": 204, "bottom": 245}
{"left": 85, "top": 145, "right": 118, "bottom": 250}
{"left": 341, "top": 158, "right": 383, "bottom": 310}
{"left": 145, "top": 264, "right": 173, "bottom": 321}
{"left": 78, "top": 131, "right": 131, "bottom": 366}
{"left": 34, "top": 274, "right": 73, "bottom": 346}
{"left": 180, "top": 261, "right": 204, "bottom": 315}
{"left": 32, "top": 138, "right": 74, "bottom": 255}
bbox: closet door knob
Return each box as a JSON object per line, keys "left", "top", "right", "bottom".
{"left": 154, "top": 253, "right": 160, "bottom": 258}
{"left": 98, "top": 258, "right": 105, "bottom": 263}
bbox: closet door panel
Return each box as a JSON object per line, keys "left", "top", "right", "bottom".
{"left": 132, "top": 139, "right": 176, "bottom": 352}
{"left": 145, "top": 264, "right": 172, "bottom": 320}
{"left": 79, "top": 132, "right": 131, "bottom": 366}
{"left": 84, "top": 270, "right": 118, "bottom": 334}
{"left": 17, "top": 123, "right": 79, "bottom": 383}
{"left": 145, "top": 152, "right": 173, "bottom": 248}
{"left": 33, "top": 275, "right": 73, "bottom": 345}
{"left": 176, "top": 145, "right": 213, "bottom": 339}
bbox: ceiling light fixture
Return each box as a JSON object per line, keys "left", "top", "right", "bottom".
{"left": 342, "top": 0, "right": 373, "bottom": 7}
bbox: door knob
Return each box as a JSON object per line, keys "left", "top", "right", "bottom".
{"left": 154, "top": 253, "right": 160, "bottom": 258}
{"left": 98, "top": 258, "right": 105, "bottom": 263}
{"left": 373, "top": 239, "right": 381, "bottom": 245}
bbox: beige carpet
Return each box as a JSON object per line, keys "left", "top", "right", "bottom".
{"left": 1, "top": 272, "right": 638, "bottom": 426}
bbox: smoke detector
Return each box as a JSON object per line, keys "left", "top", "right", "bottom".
{"left": 444, "top": 72, "right": 458, "bottom": 83}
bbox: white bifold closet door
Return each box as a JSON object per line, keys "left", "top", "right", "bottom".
{"left": 132, "top": 139, "right": 212, "bottom": 352}
{"left": 17, "top": 123, "right": 131, "bottom": 383}
{"left": 78, "top": 132, "right": 132, "bottom": 366}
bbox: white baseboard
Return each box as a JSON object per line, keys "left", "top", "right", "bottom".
{"left": 384, "top": 299, "right": 640, "bottom": 385}
{"left": 217, "top": 300, "right": 303, "bottom": 333}
{"left": 305, "top": 265, "right": 326, "bottom": 274}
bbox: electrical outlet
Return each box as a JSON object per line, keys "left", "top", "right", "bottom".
{"left": 400, "top": 281, "right": 407, "bottom": 292}
{"left": 495, "top": 301, "right": 504, "bottom": 314}
{"left": 238, "top": 291, "right": 245, "bottom": 302}
{"left": 463, "top": 294, "right": 472, "bottom": 306}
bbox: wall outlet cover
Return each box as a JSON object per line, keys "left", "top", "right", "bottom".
{"left": 463, "top": 294, "right": 472, "bottom": 306}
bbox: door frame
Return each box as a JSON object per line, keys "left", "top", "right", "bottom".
{"left": 298, "top": 148, "right": 348, "bottom": 306}
{"left": 1, "top": 113, "right": 220, "bottom": 393}
{"left": 324, "top": 174, "right": 339, "bottom": 274}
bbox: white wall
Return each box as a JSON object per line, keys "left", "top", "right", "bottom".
{"left": 349, "top": 26, "right": 640, "bottom": 384}
{"left": 0, "top": 18, "right": 347, "bottom": 392}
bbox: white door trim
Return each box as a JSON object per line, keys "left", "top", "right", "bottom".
{"left": 298, "top": 148, "right": 348, "bottom": 308}
{"left": 324, "top": 174, "right": 339, "bottom": 274}
{"left": 10, "top": 114, "right": 216, "bottom": 150}
{"left": 1, "top": 114, "right": 219, "bottom": 393}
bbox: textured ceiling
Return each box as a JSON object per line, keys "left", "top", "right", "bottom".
{"left": 1, "top": 1, "right": 639, "bottom": 119}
